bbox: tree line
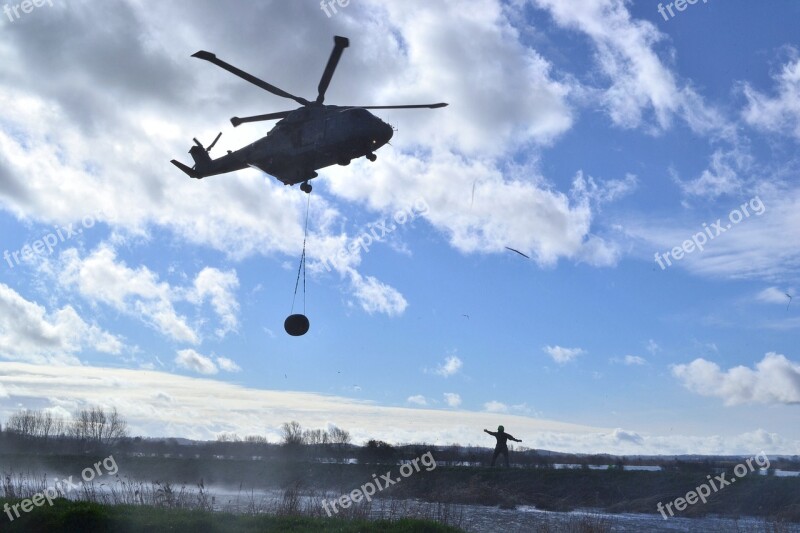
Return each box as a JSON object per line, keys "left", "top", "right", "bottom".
{"left": 3, "top": 407, "right": 128, "bottom": 446}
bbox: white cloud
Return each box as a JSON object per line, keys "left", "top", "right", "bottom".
{"left": 743, "top": 57, "right": 800, "bottom": 141}
{"left": 646, "top": 339, "right": 659, "bottom": 356}
{"left": 626, "top": 189, "right": 800, "bottom": 280}
{"left": 544, "top": 345, "right": 585, "bottom": 364}
{"left": 677, "top": 149, "right": 749, "bottom": 199}
{"left": 622, "top": 355, "right": 647, "bottom": 366}
{"left": 175, "top": 349, "right": 218, "bottom": 375}
{"left": 407, "top": 395, "right": 427, "bottom": 406}
{"left": 188, "top": 268, "right": 240, "bottom": 337}
{"left": 328, "top": 151, "right": 618, "bottom": 268}
{"left": 0, "top": 283, "right": 122, "bottom": 364}
{"left": 369, "top": 0, "right": 574, "bottom": 155}
{"left": 1, "top": 362, "right": 798, "bottom": 454}
{"left": 348, "top": 270, "right": 408, "bottom": 316}
{"left": 757, "top": 287, "right": 793, "bottom": 305}
{"left": 443, "top": 393, "right": 462, "bottom": 408}
{"left": 531, "top": 0, "right": 728, "bottom": 136}
{"left": 612, "top": 428, "right": 643, "bottom": 445}
{"left": 435, "top": 355, "right": 463, "bottom": 377}
{"left": 571, "top": 171, "right": 638, "bottom": 206}
{"left": 483, "top": 400, "right": 509, "bottom": 413}
{"left": 55, "top": 246, "right": 247, "bottom": 343}
{"left": 173, "top": 349, "right": 241, "bottom": 375}
{"left": 672, "top": 353, "right": 800, "bottom": 405}
{"left": 215, "top": 356, "right": 241, "bottom": 373}
{"left": 58, "top": 246, "right": 199, "bottom": 344}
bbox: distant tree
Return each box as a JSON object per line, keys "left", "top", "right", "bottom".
{"left": 303, "top": 429, "right": 330, "bottom": 446}
{"left": 7, "top": 410, "right": 37, "bottom": 438}
{"left": 360, "top": 440, "right": 396, "bottom": 463}
{"left": 328, "top": 425, "right": 351, "bottom": 445}
{"left": 216, "top": 433, "right": 242, "bottom": 442}
{"left": 281, "top": 421, "right": 305, "bottom": 446}
{"left": 71, "top": 407, "right": 128, "bottom": 445}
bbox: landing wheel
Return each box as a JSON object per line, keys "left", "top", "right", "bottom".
{"left": 338, "top": 158, "right": 351, "bottom": 166}
{"left": 300, "top": 182, "right": 312, "bottom": 194}
{"left": 366, "top": 153, "right": 377, "bottom": 162}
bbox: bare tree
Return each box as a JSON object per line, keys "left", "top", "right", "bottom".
{"left": 71, "top": 407, "right": 128, "bottom": 445}
{"left": 329, "top": 425, "right": 351, "bottom": 445}
{"left": 281, "top": 421, "right": 305, "bottom": 446}
{"left": 7, "top": 410, "right": 38, "bottom": 438}
{"left": 104, "top": 407, "right": 128, "bottom": 445}
{"left": 303, "top": 428, "right": 330, "bottom": 446}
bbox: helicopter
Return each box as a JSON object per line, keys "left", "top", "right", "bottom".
{"left": 171, "top": 36, "right": 448, "bottom": 193}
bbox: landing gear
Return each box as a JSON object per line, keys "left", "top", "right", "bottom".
{"left": 338, "top": 158, "right": 351, "bottom": 166}
{"left": 300, "top": 181, "right": 312, "bottom": 194}
{"left": 366, "top": 152, "right": 377, "bottom": 162}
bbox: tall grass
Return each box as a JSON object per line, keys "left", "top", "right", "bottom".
{"left": 0, "top": 470, "right": 466, "bottom": 529}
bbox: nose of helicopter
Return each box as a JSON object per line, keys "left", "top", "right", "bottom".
{"left": 381, "top": 121, "right": 393, "bottom": 144}
{"left": 371, "top": 119, "right": 393, "bottom": 148}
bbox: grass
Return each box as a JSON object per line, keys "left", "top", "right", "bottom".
{"left": 1, "top": 498, "right": 463, "bottom": 532}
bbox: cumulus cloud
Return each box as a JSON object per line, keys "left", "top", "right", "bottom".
{"left": 483, "top": 400, "right": 509, "bottom": 413}
{"left": 58, "top": 246, "right": 198, "bottom": 343}
{"left": 407, "top": 395, "right": 427, "bottom": 406}
{"left": 55, "top": 246, "right": 243, "bottom": 343}
{"left": 544, "top": 345, "right": 585, "bottom": 364}
{"left": 174, "top": 349, "right": 241, "bottom": 375}
{"left": 612, "top": 428, "right": 643, "bottom": 445}
{"left": 216, "top": 357, "right": 241, "bottom": 373}
{"left": 188, "top": 268, "right": 240, "bottom": 337}
{"left": 0, "top": 283, "right": 122, "bottom": 364}
{"left": 348, "top": 270, "right": 408, "bottom": 316}
{"left": 435, "top": 355, "right": 463, "bottom": 377}
{"left": 175, "top": 349, "right": 218, "bottom": 375}
{"left": 671, "top": 353, "right": 800, "bottom": 405}
{"left": 444, "top": 393, "right": 462, "bottom": 408}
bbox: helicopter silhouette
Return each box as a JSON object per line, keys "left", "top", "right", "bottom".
{"left": 171, "top": 36, "right": 447, "bottom": 193}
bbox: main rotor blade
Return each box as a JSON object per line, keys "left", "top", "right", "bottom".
{"left": 350, "top": 103, "right": 449, "bottom": 110}
{"left": 316, "top": 36, "right": 349, "bottom": 104}
{"left": 192, "top": 50, "right": 311, "bottom": 106}
{"left": 231, "top": 110, "right": 293, "bottom": 127}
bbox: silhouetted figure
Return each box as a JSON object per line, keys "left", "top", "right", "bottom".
{"left": 484, "top": 425, "right": 522, "bottom": 467}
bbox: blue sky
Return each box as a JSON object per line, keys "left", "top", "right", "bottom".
{"left": 0, "top": 0, "right": 798, "bottom": 455}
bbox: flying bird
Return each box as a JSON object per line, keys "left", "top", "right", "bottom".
{"left": 787, "top": 293, "right": 793, "bottom": 311}
{"left": 505, "top": 247, "right": 530, "bottom": 259}
{"left": 462, "top": 314, "right": 470, "bottom": 319}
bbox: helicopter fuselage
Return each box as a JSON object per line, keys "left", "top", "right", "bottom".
{"left": 180, "top": 105, "right": 394, "bottom": 186}
{"left": 171, "top": 38, "right": 444, "bottom": 192}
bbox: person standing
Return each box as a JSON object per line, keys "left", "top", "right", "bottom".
{"left": 483, "top": 425, "right": 522, "bottom": 467}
